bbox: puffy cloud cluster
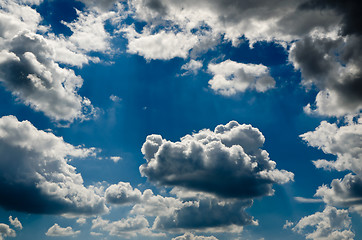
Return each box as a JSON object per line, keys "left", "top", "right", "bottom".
{"left": 208, "top": 60, "right": 275, "bottom": 96}
{"left": 45, "top": 224, "right": 80, "bottom": 237}
{"left": 172, "top": 232, "right": 219, "bottom": 240}
{"left": 105, "top": 182, "right": 255, "bottom": 232}
{"left": 91, "top": 216, "right": 164, "bottom": 238}
{"left": 0, "top": 224, "right": 16, "bottom": 240}
{"left": 0, "top": 0, "right": 121, "bottom": 123}
{"left": 141, "top": 121, "right": 293, "bottom": 199}
{"left": 0, "top": 115, "right": 107, "bottom": 216}
{"left": 301, "top": 118, "right": 362, "bottom": 214}
{"left": 8, "top": 217, "right": 21, "bottom": 230}
{"left": 292, "top": 206, "right": 355, "bottom": 240}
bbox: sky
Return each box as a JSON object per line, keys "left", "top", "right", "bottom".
{"left": 0, "top": 0, "right": 361, "bottom": 239}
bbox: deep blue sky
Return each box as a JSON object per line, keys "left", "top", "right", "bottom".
{"left": 0, "top": 0, "right": 361, "bottom": 239}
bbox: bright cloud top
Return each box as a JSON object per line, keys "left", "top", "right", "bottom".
{"left": 0, "top": 115, "right": 107, "bottom": 216}
{"left": 208, "top": 60, "right": 275, "bottom": 96}
{"left": 141, "top": 120, "right": 294, "bottom": 199}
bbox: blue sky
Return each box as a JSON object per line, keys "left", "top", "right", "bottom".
{"left": 0, "top": 0, "right": 362, "bottom": 239}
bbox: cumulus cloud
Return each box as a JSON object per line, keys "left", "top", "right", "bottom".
{"left": 153, "top": 197, "right": 255, "bottom": 232}
{"left": 8, "top": 217, "right": 21, "bottom": 230}
{"left": 105, "top": 182, "right": 142, "bottom": 205}
{"left": 172, "top": 232, "right": 219, "bottom": 240}
{"left": 140, "top": 120, "right": 293, "bottom": 199}
{"left": 181, "top": 60, "right": 203, "bottom": 76}
{"left": 0, "top": 224, "right": 16, "bottom": 240}
{"left": 45, "top": 224, "right": 80, "bottom": 237}
{"left": 292, "top": 206, "right": 355, "bottom": 240}
{"left": 301, "top": 118, "right": 362, "bottom": 214}
{"left": 91, "top": 216, "right": 164, "bottom": 238}
{"left": 290, "top": 34, "right": 362, "bottom": 116}
{"left": 0, "top": 115, "right": 107, "bottom": 216}
{"left": 208, "top": 60, "right": 275, "bottom": 96}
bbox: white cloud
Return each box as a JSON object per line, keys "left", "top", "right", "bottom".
{"left": 45, "top": 224, "right": 80, "bottom": 237}
{"left": 0, "top": 115, "right": 107, "bottom": 216}
{"left": 76, "top": 218, "right": 86, "bottom": 225}
{"left": 91, "top": 216, "right": 164, "bottom": 238}
{"left": 283, "top": 220, "right": 294, "bottom": 229}
{"left": 8, "top": 217, "right": 21, "bottom": 230}
{"left": 140, "top": 120, "right": 293, "bottom": 199}
{"left": 124, "top": 27, "right": 200, "bottom": 60}
{"left": 181, "top": 60, "right": 203, "bottom": 76}
{"left": 294, "top": 197, "right": 323, "bottom": 203}
{"left": 0, "top": 224, "right": 16, "bottom": 240}
{"left": 110, "top": 95, "right": 122, "bottom": 102}
{"left": 172, "top": 232, "right": 219, "bottom": 240}
{"left": 105, "top": 182, "right": 142, "bottom": 205}
{"left": 292, "top": 206, "right": 355, "bottom": 240}
{"left": 208, "top": 60, "right": 275, "bottom": 96}
{"left": 301, "top": 118, "right": 362, "bottom": 214}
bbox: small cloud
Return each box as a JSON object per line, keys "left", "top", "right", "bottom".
{"left": 9, "top": 216, "right": 22, "bottom": 230}
{"left": 76, "top": 218, "right": 86, "bottom": 225}
{"left": 110, "top": 156, "right": 122, "bottom": 163}
{"left": 294, "top": 197, "right": 323, "bottom": 203}
{"left": 110, "top": 95, "right": 122, "bottom": 103}
{"left": 45, "top": 223, "right": 80, "bottom": 237}
{"left": 283, "top": 220, "right": 294, "bottom": 229}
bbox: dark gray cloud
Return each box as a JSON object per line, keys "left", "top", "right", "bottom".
{"left": 154, "top": 197, "right": 255, "bottom": 231}
{"left": 141, "top": 121, "right": 293, "bottom": 199}
{"left": 290, "top": 34, "right": 362, "bottom": 116}
{"left": 0, "top": 115, "right": 107, "bottom": 216}
{"left": 300, "top": 0, "right": 362, "bottom": 36}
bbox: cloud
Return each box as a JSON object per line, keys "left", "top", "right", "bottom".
{"left": 181, "top": 60, "right": 203, "bottom": 76}
{"left": 208, "top": 60, "right": 275, "bottom": 96}
{"left": 289, "top": 34, "right": 362, "bottom": 116}
{"left": 301, "top": 118, "right": 362, "bottom": 214}
{"left": 294, "top": 197, "right": 323, "bottom": 203}
{"left": 91, "top": 216, "right": 164, "bottom": 238}
{"left": 0, "top": 31, "right": 97, "bottom": 122}
{"left": 292, "top": 206, "right": 355, "bottom": 240}
{"left": 172, "top": 232, "right": 219, "bottom": 240}
{"left": 76, "top": 218, "right": 86, "bottom": 225}
{"left": 124, "top": 28, "right": 200, "bottom": 60}
{"left": 45, "top": 224, "right": 80, "bottom": 237}
{"left": 8, "top": 217, "right": 21, "bottom": 230}
{"left": 105, "top": 182, "right": 142, "bottom": 205}
{"left": 0, "top": 115, "right": 107, "bottom": 216}
{"left": 0, "top": 224, "right": 15, "bottom": 240}
{"left": 140, "top": 120, "right": 293, "bottom": 199}
{"left": 153, "top": 197, "right": 255, "bottom": 232}
{"left": 110, "top": 95, "right": 122, "bottom": 102}
{"left": 283, "top": 220, "right": 294, "bottom": 229}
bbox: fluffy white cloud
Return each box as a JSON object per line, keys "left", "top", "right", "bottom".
{"left": 0, "top": 115, "right": 107, "bottom": 216}
{"left": 292, "top": 206, "right": 355, "bottom": 240}
{"left": 91, "top": 216, "right": 164, "bottom": 238}
{"left": 105, "top": 182, "right": 142, "bottom": 205}
{"left": 141, "top": 121, "right": 293, "bottom": 199}
{"left": 208, "top": 60, "right": 275, "bottom": 96}
{"left": 301, "top": 118, "right": 362, "bottom": 214}
{"left": 172, "top": 232, "right": 219, "bottom": 240}
{"left": 8, "top": 217, "right": 21, "bottom": 230}
{"left": 45, "top": 224, "right": 80, "bottom": 237}
{"left": 0, "top": 224, "right": 15, "bottom": 240}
